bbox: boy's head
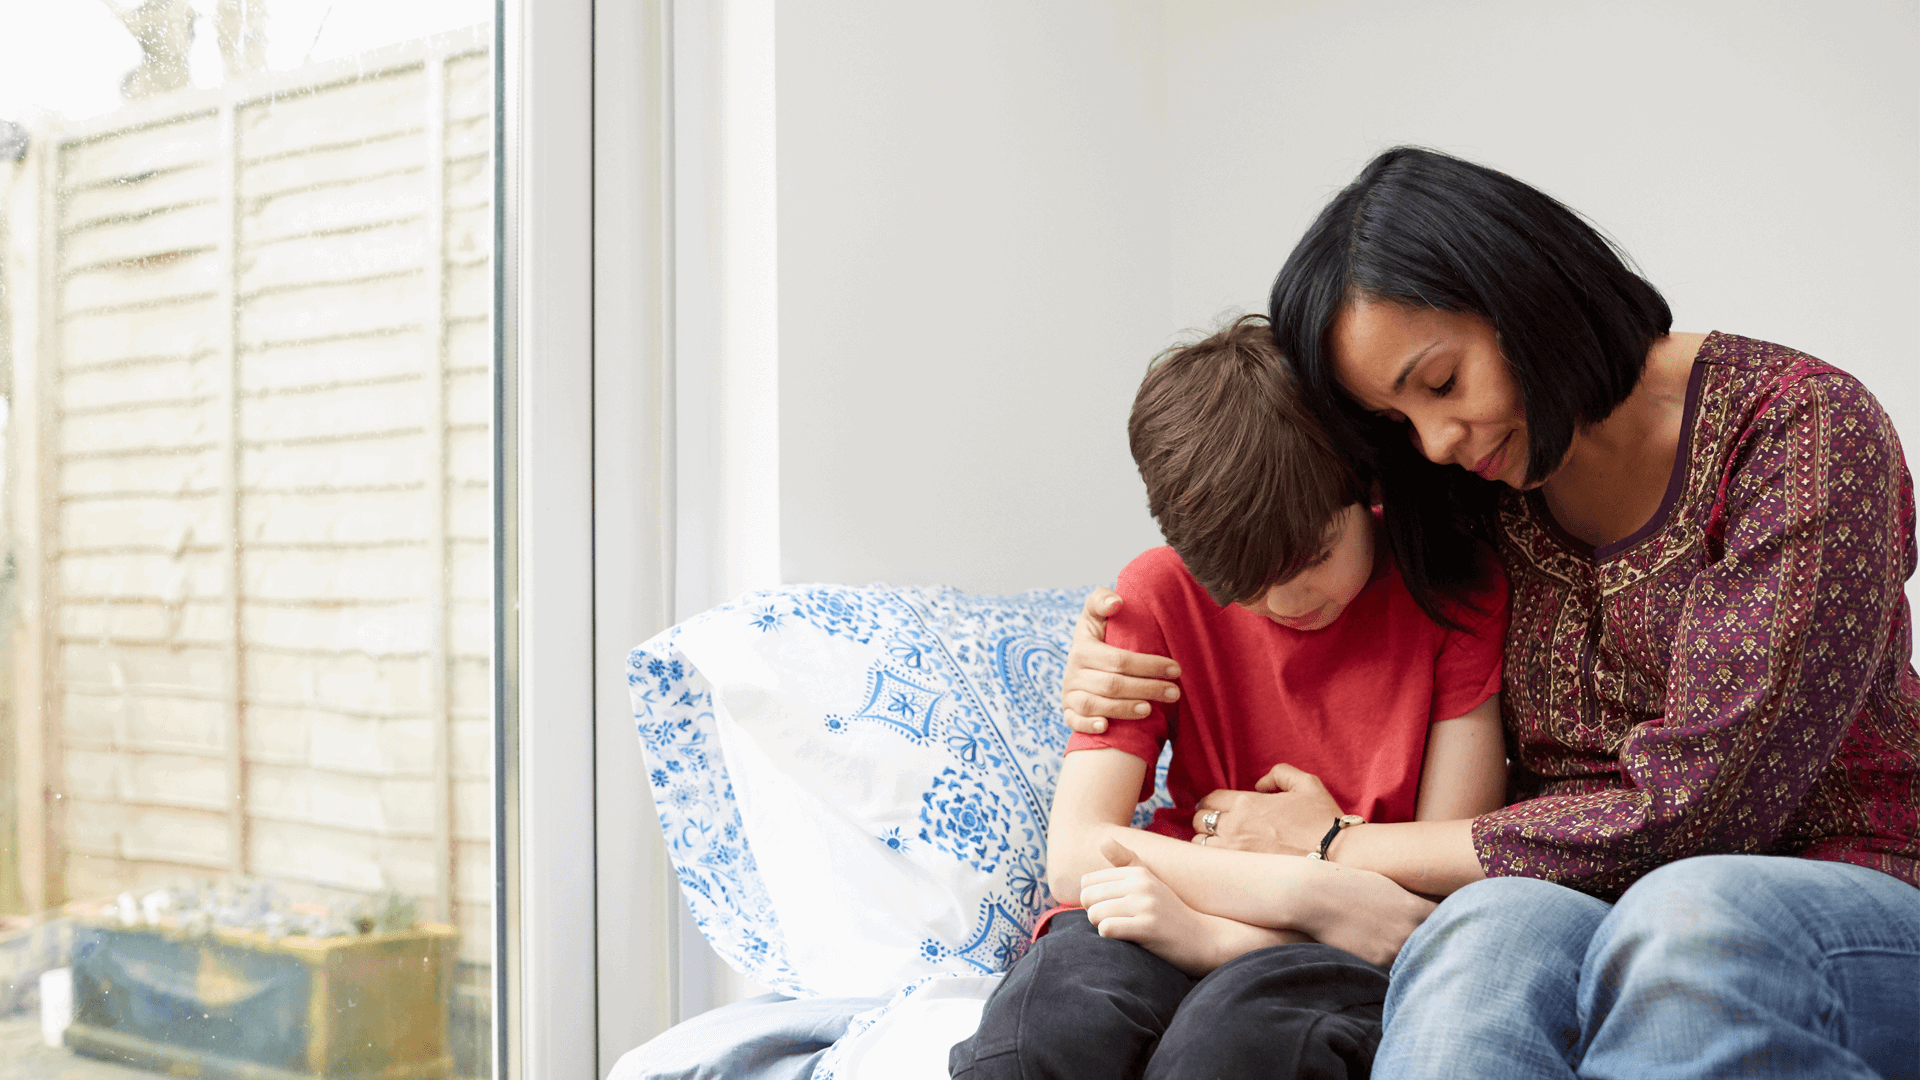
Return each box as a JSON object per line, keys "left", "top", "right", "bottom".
{"left": 1129, "top": 314, "right": 1371, "bottom": 622}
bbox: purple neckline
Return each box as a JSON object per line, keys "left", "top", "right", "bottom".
{"left": 1530, "top": 332, "right": 1717, "bottom": 561}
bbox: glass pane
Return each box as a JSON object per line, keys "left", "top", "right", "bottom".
{"left": 0, "top": 3, "right": 494, "bottom": 1077}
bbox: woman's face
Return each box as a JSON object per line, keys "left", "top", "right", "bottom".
{"left": 1329, "top": 297, "right": 1539, "bottom": 489}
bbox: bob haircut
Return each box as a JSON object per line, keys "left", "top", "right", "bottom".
{"left": 1129, "top": 314, "right": 1366, "bottom": 608}
{"left": 1268, "top": 147, "right": 1672, "bottom": 620}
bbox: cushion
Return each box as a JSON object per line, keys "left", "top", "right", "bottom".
{"left": 629, "top": 584, "right": 1171, "bottom": 999}
{"left": 813, "top": 975, "right": 1004, "bottom": 1080}
{"left": 607, "top": 992, "right": 887, "bottom": 1080}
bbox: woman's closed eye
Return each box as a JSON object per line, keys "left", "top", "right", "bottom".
{"left": 1430, "top": 373, "right": 1456, "bottom": 397}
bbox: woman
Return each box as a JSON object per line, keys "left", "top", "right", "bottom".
{"left": 1061, "top": 148, "right": 1919, "bottom": 1078}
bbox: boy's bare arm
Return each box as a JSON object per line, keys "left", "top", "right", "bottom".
{"left": 1413, "top": 694, "right": 1507, "bottom": 821}
{"left": 1044, "top": 747, "right": 1150, "bottom": 905}
{"left": 1090, "top": 828, "right": 1436, "bottom": 968}
{"left": 1079, "top": 839, "right": 1306, "bottom": 976}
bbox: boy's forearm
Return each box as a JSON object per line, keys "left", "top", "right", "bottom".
{"left": 1106, "top": 825, "right": 1416, "bottom": 934}
{"left": 1044, "top": 747, "right": 1152, "bottom": 905}
{"left": 1193, "top": 911, "right": 1310, "bottom": 970}
{"left": 1094, "top": 824, "right": 1321, "bottom": 931}
{"left": 1093, "top": 823, "right": 1439, "bottom": 967}
{"left": 1047, "top": 824, "right": 1121, "bottom": 905}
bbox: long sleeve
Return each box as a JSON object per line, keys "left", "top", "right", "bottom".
{"left": 1476, "top": 367, "right": 1917, "bottom": 899}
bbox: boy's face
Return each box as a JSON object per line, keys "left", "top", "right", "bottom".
{"left": 1237, "top": 503, "right": 1376, "bottom": 632}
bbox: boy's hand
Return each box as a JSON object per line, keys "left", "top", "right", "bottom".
{"left": 1193, "top": 764, "right": 1342, "bottom": 854}
{"left": 1061, "top": 588, "right": 1182, "bottom": 735}
{"left": 1080, "top": 839, "right": 1227, "bottom": 976}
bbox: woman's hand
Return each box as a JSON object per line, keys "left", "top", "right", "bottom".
{"left": 1191, "top": 763, "right": 1344, "bottom": 854}
{"left": 1061, "top": 588, "right": 1181, "bottom": 735}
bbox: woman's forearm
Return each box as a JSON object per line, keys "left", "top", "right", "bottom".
{"left": 1325, "top": 818, "right": 1485, "bottom": 897}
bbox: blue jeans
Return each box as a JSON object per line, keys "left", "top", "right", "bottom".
{"left": 1376, "top": 856, "right": 1920, "bottom": 1080}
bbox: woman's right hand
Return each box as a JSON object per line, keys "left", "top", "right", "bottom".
{"left": 1061, "top": 587, "right": 1182, "bottom": 735}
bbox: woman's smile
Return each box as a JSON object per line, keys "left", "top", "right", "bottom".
{"left": 1468, "top": 431, "right": 1513, "bottom": 481}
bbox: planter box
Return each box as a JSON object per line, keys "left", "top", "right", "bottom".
{"left": 0, "top": 915, "right": 72, "bottom": 1017}
{"left": 65, "top": 920, "right": 457, "bottom": 1080}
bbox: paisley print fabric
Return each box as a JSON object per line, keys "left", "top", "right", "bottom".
{"left": 1477, "top": 333, "right": 1920, "bottom": 899}
{"left": 630, "top": 583, "right": 1175, "bottom": 997}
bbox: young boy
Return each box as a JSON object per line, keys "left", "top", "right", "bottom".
{"left": 949, "top": 315, "right": 1509, "bottom": 1080}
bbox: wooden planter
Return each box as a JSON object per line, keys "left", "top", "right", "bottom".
{"left": 65, "top": 920, "right": 457, "bottom": 1080}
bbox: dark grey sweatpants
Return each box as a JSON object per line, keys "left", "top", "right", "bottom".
{"left": 948, "top": 909, "right": 1388, "bottom": 1080}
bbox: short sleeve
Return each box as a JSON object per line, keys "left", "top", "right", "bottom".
{"left": 1065, "top": 552, "right": 1178, "bottom": 802}
{"left": 1429, "top": 555, "right": 1509, "bottom": 722}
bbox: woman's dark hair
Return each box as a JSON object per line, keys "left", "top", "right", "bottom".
{"left": 1268, "top": 146, "right": 1672, "bottom": 623}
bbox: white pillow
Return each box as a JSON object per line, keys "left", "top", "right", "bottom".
{"left": 630, "top": 584, "right": 1171, "bottom": 999}
{"left": 814, "top": 975, "right": 1004, "bottom": 1080}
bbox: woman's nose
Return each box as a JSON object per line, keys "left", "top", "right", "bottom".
{"left": 1409, "top": 415, "right": 1465, "bottom": 466}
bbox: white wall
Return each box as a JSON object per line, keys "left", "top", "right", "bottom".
{"left": 777, "top": 0, "right": 1172, "bottom": 595}
{"left": 1162, "top": 0, "right": 1920, "bottom": 432}
{"left": 774, "top": 0, "right": 1920, "bottom": 602}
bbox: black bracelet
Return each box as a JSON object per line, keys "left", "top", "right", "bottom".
{"left": 1311, "top": 820, "right": 1343, "bottom": 860}
{"left": 1309, "top": 814, "right": 1365, "bottom": 860}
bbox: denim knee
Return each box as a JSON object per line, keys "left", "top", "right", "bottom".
{"left": 1378, "top": 876, "right": 1610, "bottom": 1079}
{"left": 1393, "top": 874, "right": 1600, "bottom": 978}
{"left": 1590, "top": 854, "right": 1890, "bottom": 962}
{"left": 1580, "top": 856, "right": 1920, "bottom": 1080}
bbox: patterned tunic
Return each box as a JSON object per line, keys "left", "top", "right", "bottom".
{"left": 1473, "top": 333, "right": 1920, "bottom": 900}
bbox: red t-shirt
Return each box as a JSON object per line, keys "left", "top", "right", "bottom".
{"left": 1067, "top": 541, "right": 1508, "bottom": 836}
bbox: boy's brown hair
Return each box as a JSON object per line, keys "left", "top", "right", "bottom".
{"left": 1129, "top": 314, "right": 1366, "bottom": 607}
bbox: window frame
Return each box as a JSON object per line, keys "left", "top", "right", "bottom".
{"left": 497, "top": 1, "right": 689, "bottom": 1076}
{"left": 494, "top": 0, "right": 601, "bottom": 1076}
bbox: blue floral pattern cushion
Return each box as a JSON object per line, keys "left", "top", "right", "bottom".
{"left": 630, "top": 584, "right": 1172, "bottom": 998}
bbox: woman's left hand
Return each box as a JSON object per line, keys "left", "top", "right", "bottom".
{"left": 1192, "top": 763, "right": 1343, "bottom": 854}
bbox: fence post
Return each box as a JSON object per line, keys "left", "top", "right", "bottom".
{"left": 426, "top": 47, "right": 456, "bottom": 930}
{"left": 215, "top": 94, "right": 248, "bottom": 881}
{"left": 4, "top": 128, "right": 60, "bottom": 911}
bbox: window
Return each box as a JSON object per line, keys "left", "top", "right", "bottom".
{"left": 0, "top": 3, "right": 505, "bottom": 1076}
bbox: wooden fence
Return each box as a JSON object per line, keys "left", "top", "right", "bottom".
{"left": 2, "top": 26, "right": 493, "bottom": 963}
